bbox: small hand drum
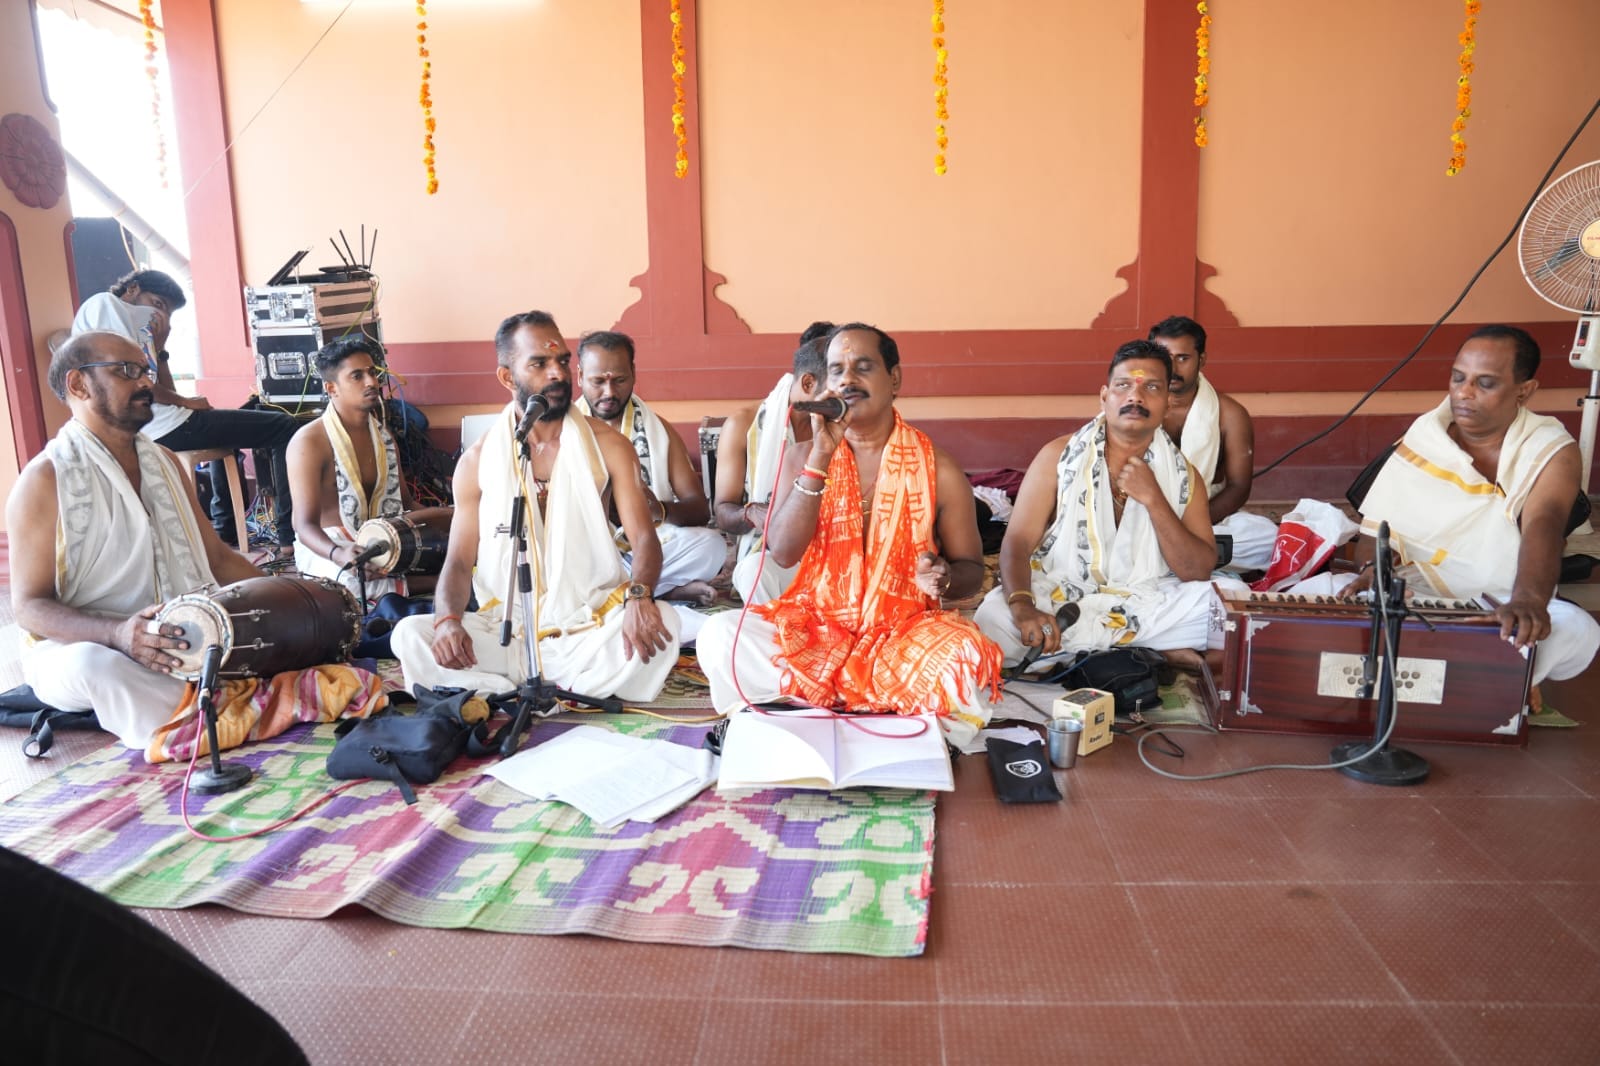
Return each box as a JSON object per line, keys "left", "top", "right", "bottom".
{"left": 154, "top": 575, "right": 362, "bottom": 681}
{"left": 353, "top": 511, "right": 451, "bottom": 576}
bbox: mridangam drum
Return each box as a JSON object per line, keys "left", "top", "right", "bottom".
{"left": 353, "top": 511, "right": 451, "bottom": 576}
{"left": 154, "top": 575, "right": 362, "bottom": 681}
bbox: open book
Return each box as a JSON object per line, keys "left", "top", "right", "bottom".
{"left": 716, "top": 710, "right": 953, "bottom": 792}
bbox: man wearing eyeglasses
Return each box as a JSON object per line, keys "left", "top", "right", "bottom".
{"left": 7, "top": 332, "right": 264, "bottom": 750}
{"left": 71, "top": 269, "right": 300, "bottom": 561}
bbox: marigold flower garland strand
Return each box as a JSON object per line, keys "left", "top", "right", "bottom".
{"left": 671, "top": 0, "right": 688, "bottom": 178}
{"left": 932, "top": 0, "right": 948, "bottom": 175}
{"left": 1193, "top": 1, "right": 1211, "bottom": 148}
{"left": 417, "top": 2, "right": 437, "bottom": 194}
{"left": 139, "top": 0, "right": 168, "bottom": 188}
{"left": 1447, "top": 0, "right": 1480, "bottom": 176}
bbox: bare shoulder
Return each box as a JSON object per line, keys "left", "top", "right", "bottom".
{"left": 719, "top": 403, "right": 757, "bottom": 441}
{"left": 1033, "top": 433, "right": 1074, "bottom": 466}
{"left": 930, "top": 442, "right": 972, "bottom": 486}
{"left": 288, "top": 417, "right": 329, "bottom": 454}
{"left": 1216, "top": 389, "right": 1255, "bottom": 429}
{"left": 589, "top": 417, "right": 641, "bottom": 469}
{"left": 10, "top": 452, "right": 57, "bottom": 511}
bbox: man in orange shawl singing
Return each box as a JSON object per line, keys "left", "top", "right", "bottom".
{"left": 696, "top": 324, "right": 1003, "bottom": 748}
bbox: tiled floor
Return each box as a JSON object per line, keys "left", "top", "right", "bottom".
{"left": 4, "top": 579, "right": 1599, "bottom": 1062}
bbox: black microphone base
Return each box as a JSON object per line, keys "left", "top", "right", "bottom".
{"left": 191, "top": 761, "right": 253, "bottom": 794}
{"left": 1331, "top": 741, "right": 1430, "bottom": 786}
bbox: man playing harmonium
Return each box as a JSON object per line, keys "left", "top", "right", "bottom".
{"left": 390, "top": 311, "right": 678, "bottom": 701}
{"left": 7, "top": 333, "right": 265, "bottom": 748}
{"left": 712, "top": 324, "right": 834, "bottom": 605}
{"left": 695, "top": 324, "right": 1004, "bottom": 749}
{"left": 975, "top": 340, "right": 1222, "bottom": 671}
{"left": 287, "top": 335, "right": 451, "bottom": 609}
{"left": 1336, "top": 325, "right": 1599, "bottom": 692}
{"left": 574, "top": 330, "right": 727, "bottom": 613}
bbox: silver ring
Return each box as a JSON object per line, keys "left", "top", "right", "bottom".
{"left": 1042, "top": 624, "right": 1053, "bottom": 635}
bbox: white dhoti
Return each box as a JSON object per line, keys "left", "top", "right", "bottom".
{"left": 23, "top": 641, "right": 190, "bottom": 750}
{"left": 975, "top": 578, "right": 1221, "bottom": 668}
{"left": 1288, "top": 572, "right": 1599, "bottom": 687}
{"left": 1215, "top": 511, "right": 1278, "bottom": 572}
{"left": 294, "top": 525, "right": 404, "bottom": 609}
{"left": 634, "top": 523, "right": 727, "bottom": 593}
{"left": 730, "top": 549, "right": 796, "bottom": 606}
{"left": 695, "top": 610, "right": 995, "bottom": 750}
{"left": 390, "top": 609, "right": 678, "bottom": 701}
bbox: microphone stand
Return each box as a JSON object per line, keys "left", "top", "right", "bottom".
{"left": 1331, "top": 522, "right": 1430, "bottom": 785}
{"left": 189, "top": 643, "right": 254, "bottom": 794}
{"left": 494, "top": 421, "right": 622, "bottom": 758}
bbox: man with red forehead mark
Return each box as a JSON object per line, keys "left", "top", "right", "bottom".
{"left": 976, "top": 340, "right": 1225, "bottom": 671}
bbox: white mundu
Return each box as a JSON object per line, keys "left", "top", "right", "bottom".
{"left": 1354, "top": 398, "right": 1599, "bottom": 685}
{"left": 730, "top": 373, "right": 799, "bottom": 605}
{"left": 575, "top": 393, "right": 725, "bottom": 593}
{"left": 1180, "top": 372, "right": 1276, "bottom": 571}
{"left": 22, "top": 420, "right": 214, "bottom": 748}
{"left": 391, "top": 404, "right": 678, "bottom": 700}
{"left": 293, "top": 407, "right": 407, "bottom": 608}
{"left": 975, "top": 416, "right": 1222, "bottom": 666}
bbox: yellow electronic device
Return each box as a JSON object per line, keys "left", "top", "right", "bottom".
{"left": 1052, "top": 688, "right": 1115, "bottom": 756}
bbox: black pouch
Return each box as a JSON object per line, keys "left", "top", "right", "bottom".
{"left": 0, "top": 686, "right": 101, "bottom": 758}
{"left": 327, "top": 685, "right": 493, "bottom": 804}
{"left": 1057, "top": 648, "right": 1168, "bottom": 718}
{"left": 985, "top": 737, "right": 1062, "bottom": 803}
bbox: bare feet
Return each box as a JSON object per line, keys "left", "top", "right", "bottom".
{"left": 658, "top": 580, "right": 717, "bottom": 607}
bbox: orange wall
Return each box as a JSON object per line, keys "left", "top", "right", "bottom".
{"left": 1200, "top": 0, "right": 1600, "bottom": 326}
{"left": 700, "top": 0, "right": 1143, "bottom": 331}
{"left": 0, "top": 2, "right": 78, "bottom": 532}
{"left": 216, "top": 0, "right": 648, "bottom": 343}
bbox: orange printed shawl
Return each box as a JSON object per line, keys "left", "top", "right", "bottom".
{"left": 756, "top": 413, "right": 1003, "bottom": 722}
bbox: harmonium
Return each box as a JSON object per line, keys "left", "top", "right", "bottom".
{"left": 244, "top": 279, "right": 384, "bottom": 410}
{"left": 1212, "top": 589, "right": 1533, "bottom": 746}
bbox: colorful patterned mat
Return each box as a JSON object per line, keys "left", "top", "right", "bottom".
{"left": 0, "top": 715, "right": 935, "bottom": 957}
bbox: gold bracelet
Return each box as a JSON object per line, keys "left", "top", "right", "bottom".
{"left": 791, "top": 476, "right": 825, "bottom": 498}
{"left": 1006, "top": 590, "right": 1035, "bottom": 606}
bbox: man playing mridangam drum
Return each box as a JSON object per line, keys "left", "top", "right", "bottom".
{"left": 8, "top": 332, "right": 266, "bottom": 748}
{"left": 287, "top": 334, "right": 452, "bottom": 608}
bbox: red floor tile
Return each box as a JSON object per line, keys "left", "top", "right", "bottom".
{"left": 1091, "top": 798, "right": 1311, "bottom": 883}
{"left": 1178, "top": 1005, "right": 1457, "bottom": 1066}
{"left": 942, "top": 1003, "right": 1199, "bottom": 1065}
{"left": 695, "top": 1002, "right": 941, "bottom": 1066}
{"left": 1431, "top": 796, "right": 1600, "bottom": 883}
{"left": 1261, "top": 795, "right": 1511, "bottom": 882}
{"left": 1327, "top": 881, "right": 1600, "bottom": 1005}
{"left": 1424, "top": 1005, "right": 1600, "bottom": 1066}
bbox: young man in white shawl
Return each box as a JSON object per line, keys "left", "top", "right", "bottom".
{"left": 574, "top": 331, "right": 728, "bottom": 638}
{"left": 976, "top": 340, "right": 1224, "bottom": 671}
{"left": 1146, "top": 315, "right": 1277, "bottom": 572}
{"left": 287, "top": 335, "right": 451, "bottom": 609}
{"left": 390, "top": 311, "right": 678, "bottom": 702}
{"left": 8, "top": 333, "right": 265, "bottom": 748}
{"left": 712, "top": 325, "right": 833, "bottom": 605}
{"left": 1333, "top": 325, "right": 1599, "bottom": 720}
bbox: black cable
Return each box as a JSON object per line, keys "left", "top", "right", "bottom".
{"left": 1254, "top": 94, "right": 1600, "bottom": 479}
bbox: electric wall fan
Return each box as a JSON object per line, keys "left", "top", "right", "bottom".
{"left": 1518, "top": 160, "right": 1600, "bottom": 489}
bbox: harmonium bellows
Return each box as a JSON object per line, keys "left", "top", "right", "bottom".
{"left": 1213, "top": 591, "right": 1532, "bottom": 747}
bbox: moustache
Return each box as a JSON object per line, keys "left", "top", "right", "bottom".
{"left": 1118, "top": 403, "right": 1149, "bottom": 418}
{"left": 131, "top": 390, "right": 155, "bottom": 404}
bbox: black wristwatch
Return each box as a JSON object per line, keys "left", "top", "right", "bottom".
{"left": 624, "top": 582, "right": 653, "bottom": 602}
{"left": 156, "top": 349, "right": 171, "bottom": 362}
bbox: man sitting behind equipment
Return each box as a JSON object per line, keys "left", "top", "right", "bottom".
{"left": 975, "top": 340, "right": 1220, "bottom": 670}
{"left": 286, "top": 335, "right": 451, "bottom": 608}
{"left": 1336, "top": 324, "right": 1599, "bottom": 690}
{"left": 391, "top": 311, "right": 678, "bottom": 701}
{"left": 8, "top": 333, "right": 264, "bottom": 748}
{"left": 713, "top": 325, "right": 833, "bottom": 605}
{"left": 696, "top": 323, "right": 1003, "bottom": 749}
{"left": 1147, "top": 315, "right": 1277, "bottom": 572}
{"left": 575, "top": 330, "right": 726, "bottom": 611}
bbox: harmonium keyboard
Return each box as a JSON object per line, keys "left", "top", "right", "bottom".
{"left": 1213, "top": 590, "right": 1532, "bottom": 746}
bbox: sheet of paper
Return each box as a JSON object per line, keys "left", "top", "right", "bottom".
{"left": 959, "top": 724, "right": 1043, "bottom": 755}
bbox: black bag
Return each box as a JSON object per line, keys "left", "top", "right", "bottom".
{"left": 327, "top": 685, "right": 493, "bottom": 804}
{"left": 1055, "top": 648, "right": 1168, "bottom": 718}
{"left": 0, "top": 685, "right": 101, "bottom": 758}
{"left": 984, "top": 737, "right": 1062, "bottom": 804}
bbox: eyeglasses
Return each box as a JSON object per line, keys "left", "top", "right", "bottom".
{"left": 76, "top": 361, "right": 154, "bottom": 381}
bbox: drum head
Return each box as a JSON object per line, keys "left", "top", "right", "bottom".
{"left": 153, "top": 595, "right": 234, "bottom": 682}
{"left": 354, "top": 518, "right": 402, "bottom": 573}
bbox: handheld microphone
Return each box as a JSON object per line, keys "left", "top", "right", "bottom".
{"left": 516, "top": 394, "right": 551, "bottom": 441}
{"left": 792, "top": 396, "right": 847, "bottom": 422}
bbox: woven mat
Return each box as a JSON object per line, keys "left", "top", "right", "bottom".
{"left": 0, "top": 714, "right": 935, "bottom": 957}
